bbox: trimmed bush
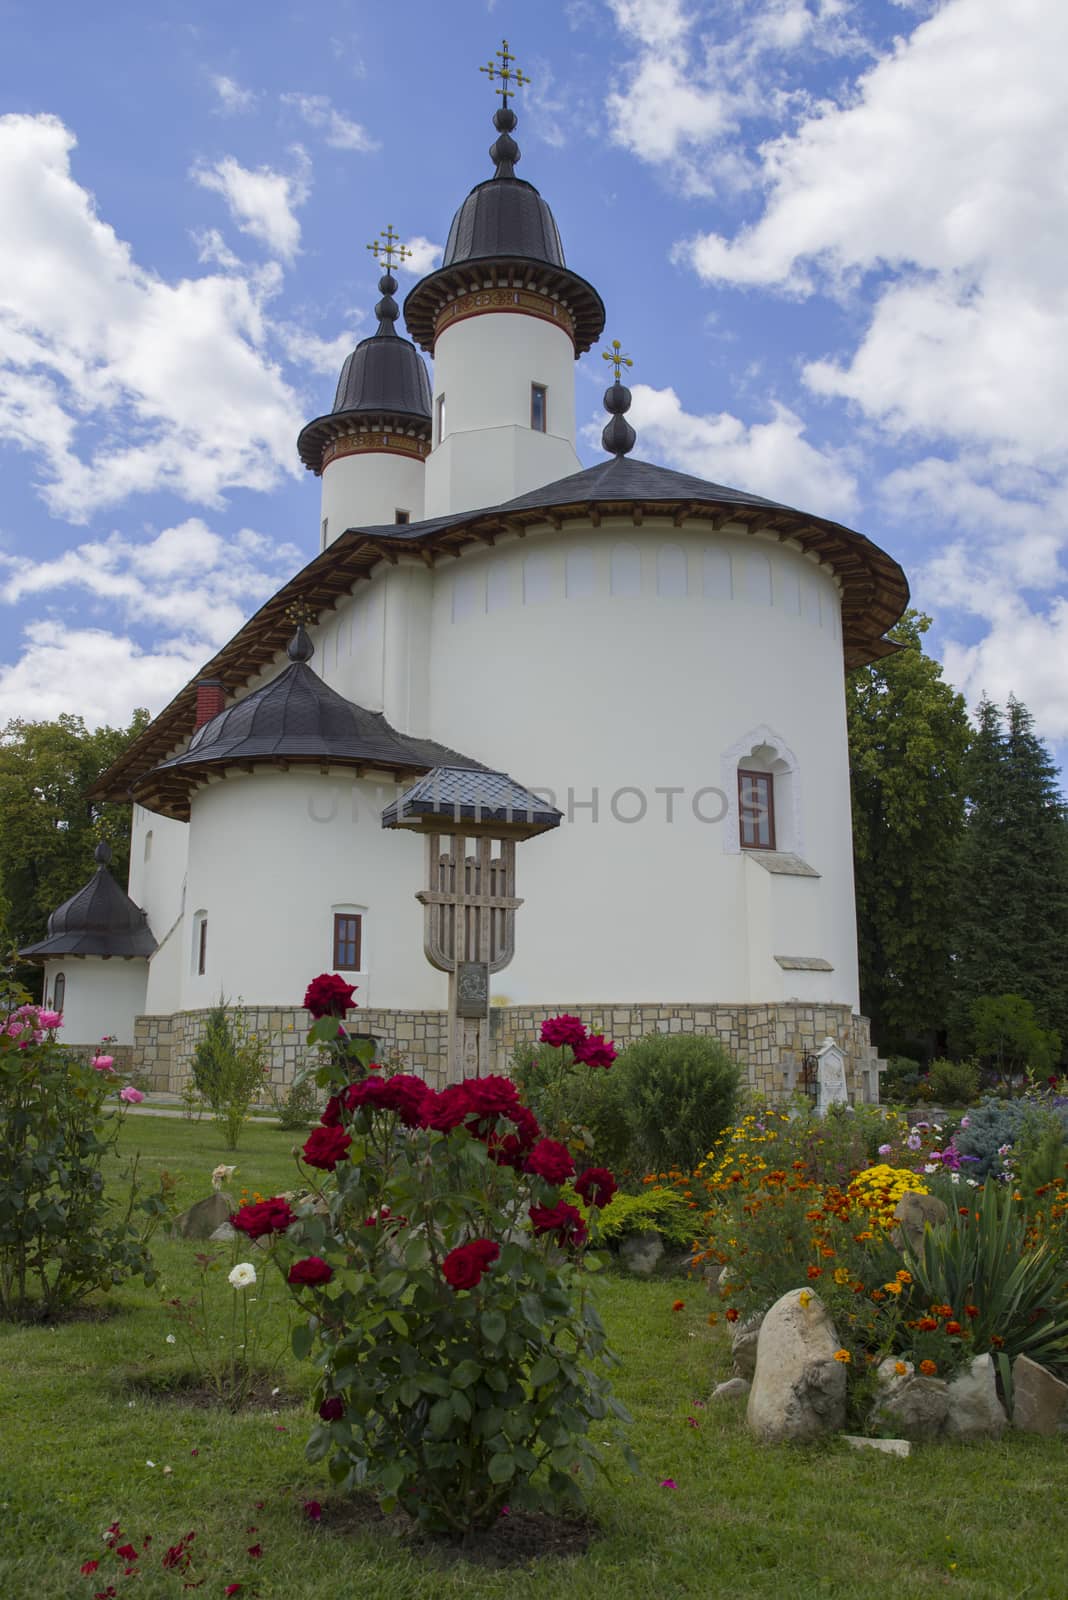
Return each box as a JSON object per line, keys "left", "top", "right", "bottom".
{"left": 926, "top": 1056, "right": 980, "bottom": 1107}
{"left": 610, "top": 1033, "right": 741, "bottom": 1174}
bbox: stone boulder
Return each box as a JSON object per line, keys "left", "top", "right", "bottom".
{"left": 1013, "top": 1355, "right": 1068, "bottom": 1436}
{"left": 172, "top": 1192, "right": 233, "bottom": 1240}
{"left": 891, "top": 1191, "right": 949, "bottom": 1255}
{"left": 712, "top": 1377, "right": 750, "bottom": 1402}
{"left": 944, "top": 1354, "right": 1008, "bottom": 1441}
{"left": 746, "top": 1289, "right": 847, "bottom": 1443}
{"left": 731, "top": 1315, "right": 763, "bottom": 1381}
{"left": 872, "top": 1372, "right": 949, "bottom": 1442}
{"left": 617, "top": 1232, "right": 663, "bottom": 1276}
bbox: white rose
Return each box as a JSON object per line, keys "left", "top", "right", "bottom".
{"left": 229, "top": 1262, "right": 257, "bottom": 1290}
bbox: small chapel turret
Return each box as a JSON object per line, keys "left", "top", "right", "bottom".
{"left": 297, "top": 226, "right": 433, "bottom": 547}
{"left": 404, "top": 41, "right": 605, "bottom": 518}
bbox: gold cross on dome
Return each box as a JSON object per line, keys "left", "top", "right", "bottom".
{"left": 285, "top": 600, "right": 316, "bottom": 629}
{"left": 602, "top": 340, "right": 634, "bottom": 383}
{"left": 365, "top": 224, "right": 411, "bottom": 273}
{"left": 479, "top": 39, "right": 530, "bottom": 107}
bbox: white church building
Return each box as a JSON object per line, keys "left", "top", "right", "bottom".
{"left": 23, "top": 73, "right": 908, "bottom": 1101}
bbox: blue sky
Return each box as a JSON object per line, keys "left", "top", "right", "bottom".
{"left": 1, "top": 0, "right": 1065, "bottom": 770}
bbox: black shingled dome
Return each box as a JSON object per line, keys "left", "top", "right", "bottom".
{"left": 297, "top": 269, "right": 432, "bottom": 473}
{"left": 136, "top": 630, "right": 485, "bottom": 819}
{"left": 442, "top": 177, "right": 566, "bottom": 269}
{"left": 20, "top": 842, "right": 156, "bottom": 961}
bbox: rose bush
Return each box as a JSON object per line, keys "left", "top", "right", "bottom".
{"left": 261, "top": 1001, "right": 632, "bottom": 1535}
{"left": 0, "top": 986, "right": 168, "bottom": 1319}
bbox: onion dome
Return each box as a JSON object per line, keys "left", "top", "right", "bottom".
{"left": 404, "top": 43, "right": 604, "bottom": 355}
{"left": 297, "top": 228, "right": 433, "bottom": 475}
{"left": 134, "top": 623, "right": 485, "bottom": 820}
{"left": 19, "top": 841, "right": 156, "bottom": 961}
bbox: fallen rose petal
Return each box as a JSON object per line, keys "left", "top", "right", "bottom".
{"left": 303, "top": 1500, "right": 322, "bottom": 1522}
{"left": 659, "top": 1478, "right": 677, "bottom": 1489}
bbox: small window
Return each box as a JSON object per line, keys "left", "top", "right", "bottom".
{"left": 435, "top": 394, "right": 446, "bottom": 444}
{"left": 53, "top": 972, "right": 66, "bottom": 1013}
{"left": 144, "top": 829, "right": 153, "bottom": 862}
{"left": 739, "top": 770, "right": 775, "bottom": 850}
{"left": 321, "top": 517, "right": 329, "bottom": 551}
{"left": 197, "top": 917, "right": 208, "bottom": 975}
{"left": 333, "top": 912, "right": 362, "bottom": 971}
{"left": 531, "top": 383, "right": 548, "bottom": 432}
{"left": 394, "top": 509, "right": 411, "bottom": 525}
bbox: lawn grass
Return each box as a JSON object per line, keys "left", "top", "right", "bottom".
{"left": 0, "top": 1116, "right": 1062, "bottom": 1599}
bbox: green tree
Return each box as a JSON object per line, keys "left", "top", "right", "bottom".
{"left": 951, "top": 696, "right": 1068, "bottom": 1047}
{"left": 847, "top": 611, "right": 971, "bottom": 1052}
{"left": 970, "top": 993, "right": 1060, "bottom": 1085}
{"left": 0, "top": 712, "right": 149, "bottom": 977}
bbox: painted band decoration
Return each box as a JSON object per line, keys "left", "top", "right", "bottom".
{"left": 322, "top": 433, "right": 431, "bottom": 468}
{"left": 435, "top": 287, "right": 575, "bottom": 343}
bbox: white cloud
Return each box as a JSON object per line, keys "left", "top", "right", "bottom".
{"left": 192, "top": 227, "right": 242, "bottom": 271}
{"left": 210, "top": 74, "right": 256, "bottom": 115}
{"left": 585, "top": 382, "right": 858, "bottom": 519}
{"left": 193, "top": 151, "right": 310, "bottom": 260}
{"left": 605, "top": 0, "right": 868, "bottom": 189}
{"left": 281, "top": 93, "right": 378, "bottom": 153}
{"left": 0, "top": 114, "right": 305, "bottom": 521}
{"left": 396, "top": 236, "right": 440, "bottom": 276}
{"left": 275, "top": 322, "right": 362, "bottom": 375}
{"left": 0, "top": 622, "right": 208, "bottom": 727}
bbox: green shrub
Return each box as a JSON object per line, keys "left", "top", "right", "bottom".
{"left": 953, "top": 1094, "right": 1068, "bottom": 1179}
{"left": 905, "top": 1178, "right": 1068, "bottom": 1381}
{"left": 925, "top": 1057, "right": 980, "bottom": 1106}
{"left": 882, "top": 1056, "right": 923, "bottom": 1100}
{"left": 273, "top": 1073, "right": 321, "bottom": 1131}
{"left": 510, "top": 1039, "right": 628, "bottom": 1169}
{"left": 0, "top": 993, "right": 166, "bottom": 1320}
{"left": 591, "top": 1187, "right": 698, "bottom": 1249}
{"left": 609, "top": 1034, "right": 742, "bottom": 1174}
{"left": 191, "top": 1000, "right": 271, "bottom": 1149}
{"left": 971, "top": 993, "right": 1061, "bottom": 1083}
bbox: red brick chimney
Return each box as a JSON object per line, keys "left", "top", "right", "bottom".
{"left": 194, "top": 679, "right": 226, "bottom": 730}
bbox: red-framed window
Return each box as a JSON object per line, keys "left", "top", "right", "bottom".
{"left": 738, "top": 769, "right": 775, "bottom": 850}
{"left": 333, "top": 913, "right": 362, "bottom": 971}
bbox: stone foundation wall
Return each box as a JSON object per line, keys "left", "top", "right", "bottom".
{"left": 134, "top": 1001, "right": 881, "bottom": 1102}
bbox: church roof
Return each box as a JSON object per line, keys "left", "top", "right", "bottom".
{"left": 381, "top": 766, "right": 562, "bottom": 837}
{"left": 297, "top": 267, "right": 432, "bottom": 474}
{"left": 91, "top": 454, "right": 909, "bottom": 806}
{"left": 132, "top": 626, "right": 485, "bottom": 820}
{"left": 20, "top": 843, "right": 156, "bottom": 961}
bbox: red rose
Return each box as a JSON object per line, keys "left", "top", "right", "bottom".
{"left": 302, "top": 1125, "right": 352, "bottom": 1171}
{"left": 421, "top": 1082, "right": 473, "bottom": 1132}
{"left": 319, "top": 1396, "right": 344, "bottom": 1421}
{"left": 231, "top": 1197, "right": 295, "bottom": 1239}
{"left": 573, "top": 1032, "right": 617, "bottom": 1069}
{"left": 529, "top": 1201, "right": 587, "bottom": 1247}
{"left": 377, "top": 1073, "right": 432, "bottom": 1127}
{"left": 574, "top": 1167, "right": 618, "bottom": 1209}
{"left": 81, "top": 1561, "right": 100, "bottom": 1576}
{"left": 287, "top": 1256, "right": 333, "bottom": 1287}
{"left": 539, "top": 1014, "right": 588, "bottom": 1050}
{"left": 488, "top": 1103, "right": 541, "bottom": 1166}
{"left": 524, "top": 1138, "right": 575, "bottom": 1185}
{"left": 303, "top": 973, "right": 358, "bottom": 1018}
{"left": 441, "top": 1238, "right": 500, "bottom": 1290}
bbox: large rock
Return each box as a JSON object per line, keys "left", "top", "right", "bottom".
{"left": 731, "top": 1315, "right": 763, "bottom": 1381}
{"left": 1013, "top": 1355, "right": 1068, "bottom": 1436}
{"left": 617, "top": 1232, "right": 663, "bottom": 1276}
{"left": 746, "top": 1289, "right": 847, "bottom": 1443}
{"left": 872, "top": 1373, "right": 949, "bottom": 1441}
{"left": 891, "top": 1191, "right": 949, "bottom": 1255}
{"left": 945, "top": 1354, "right": 1008, "bottom": 1441}
{"left": 712, "top": 1377, "right": 751, "bottom": 1403}
{"left": 172, "top": 1192, "right": 233, "bottom": 1240}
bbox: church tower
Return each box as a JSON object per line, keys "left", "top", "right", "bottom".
{"left": 404, "top": 42, "right": 605, "bottom": 517}
{"left": 297, "top": 227, "right": 433, "bottom": 547}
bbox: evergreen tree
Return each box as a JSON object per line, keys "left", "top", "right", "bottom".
{"left": 847, "top": 611, "right": 970, "bottom": 1052}
{"left": 951, "top": 696, "right": 1068, "bottom": 1045}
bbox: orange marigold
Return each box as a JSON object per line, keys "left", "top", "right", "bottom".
{"left": 672, "top": 1300, "right": 685, "bottom": 1313}
{"left": 919, "top": 1359, "right": 937, "bottom": 1376}
{"left": 806, "top": 1265, "right": 822, "bottom": 1280}
{"left": 725, "top": 1307, "right": 740, "bottom": 1323}
{"left": 833, "top": 1349, "right": 852, "bottom": 1364}
{"left": 946, "top": 1321, "right": 962, "bottom": 1335}
{"left": 917, "top": 1317, "right": 938, "bottom": 1332}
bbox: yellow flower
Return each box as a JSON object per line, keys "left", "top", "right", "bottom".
{"left": 834, "top": 1349, "right": 852, "bottom": 1364}
{"left": 883, "top": 1281, "right": 903, "bottom": 1296}
{"left": 834, "top": 1267, "right": 851, "bottom": 1285}
{"left": 798, "top": 1290, "right": 812, "bottom": 1309}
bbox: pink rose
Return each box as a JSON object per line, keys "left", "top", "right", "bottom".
{"left": 119, "top": 1085, "right": 145, "bottom": 1104}
{"left": 37, "top": 1009, "right": 62, "bottom": 1029}
{"left": 91, "top": 1054, "right": 115, "bottom": 1072}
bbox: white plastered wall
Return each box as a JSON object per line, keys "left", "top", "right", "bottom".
{"left": 424, "top": 312, "right": 580, "bottom": 517}
{"left": 44, "top": 957, "right": 148, "bottom": 1048}
{"left": 320, "top": 450, "right": 426, "bottom": 547}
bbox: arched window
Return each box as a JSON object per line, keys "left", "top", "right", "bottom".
{"left": 720, "top": 727, "right": 802, "bottom": 857}
{"left": 53, "top": 972, "right": 66, "bottom": 1013}
{"left": 192, "top": 910, "right": 208, "bottom": 975}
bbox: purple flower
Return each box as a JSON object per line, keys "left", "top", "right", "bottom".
{"left": 878, "top": 1143, "right": 893, "bottom": 1157}
{"left": 659, "top": 1478, "right": 678, "bottom": 1489}
{"left": 906, "top": 1134, "right": 921, "bottom": 1151}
